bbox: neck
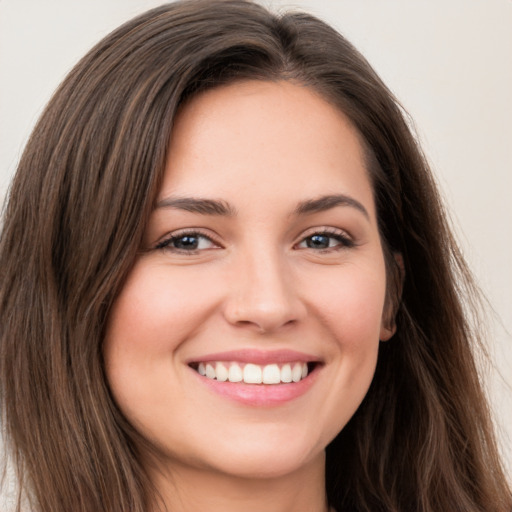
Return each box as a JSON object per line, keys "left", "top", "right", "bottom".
{"left": 148, "top": 452, "right": 329, "bottom": 512}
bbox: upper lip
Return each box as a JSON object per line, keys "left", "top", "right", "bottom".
{"left": 186, "top": 349, "right": 321, "bottom": 365}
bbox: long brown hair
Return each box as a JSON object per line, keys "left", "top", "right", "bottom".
{"left": 1, "top": 1, "right": 510, "bottom": 511}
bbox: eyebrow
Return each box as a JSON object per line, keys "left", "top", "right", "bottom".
{"left": 293, "top": 194, "right": 370, "bottom": 220}
{"left": 155, "top": 193, "right": 369, "bottom": 219}
{"left": 156, "top": 196, "right": 237, "bottom": 216}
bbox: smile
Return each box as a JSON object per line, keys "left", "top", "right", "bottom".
{"left": 193, "top": 361, "right": 310, "bottom": 384}
{"left": 187, "top": 350, "right": 321, "bottom": 405}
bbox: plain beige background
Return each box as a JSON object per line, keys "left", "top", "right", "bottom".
{"left": 1, "top": 1, "right": 510, "bottom": 505}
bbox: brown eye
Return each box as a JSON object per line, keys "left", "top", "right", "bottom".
{"left": 297, "top": 231, "right": 354, "bottom": 250}
{"left": 172, "top": 235, "right": 201, "bottom": 250}
{"left": 156, "top": 232, "right": 218, "bottom": 253}
{"left": 305, "top": 234, "right": 336, "bottom": 249}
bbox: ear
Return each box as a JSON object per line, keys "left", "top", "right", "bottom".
{"left": 379, "top": 321, "right": 396, "bottom": 342}
{"left": 380, "top": 252, "right": 404, "bottom": 341}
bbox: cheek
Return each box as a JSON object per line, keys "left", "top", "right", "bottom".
{"left": 303, "top": 261, "right": 388, "bottom": 348}
{"left": 102, "top": 263, "right": 208, "bottom": 414}
{"left": 105, "top": 262, "right": 217, "bottom": 356}
{"left": 298, "top": 260, "right": 386, "bottom": 428}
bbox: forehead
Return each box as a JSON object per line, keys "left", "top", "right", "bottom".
{"left": 161, "top": 80, "right": 375, "bottom": 218}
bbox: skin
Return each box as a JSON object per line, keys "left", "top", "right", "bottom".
{"left": 104, "top": 80, "right": 395, "bottom": 512}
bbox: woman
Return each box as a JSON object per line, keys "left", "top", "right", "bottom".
{"left": 0, "top": 1, "right": 510, "bottom": 511}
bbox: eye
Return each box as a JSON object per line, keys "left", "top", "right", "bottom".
{"left": 155, "top": 231, "right": 219, "bottom": 253}
{"left": 296, "top": 230, "right": 354, "bottom": 251}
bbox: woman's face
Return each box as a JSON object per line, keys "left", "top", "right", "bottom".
{"left": 104, "top": 80, "right": 394, "bottom": 479}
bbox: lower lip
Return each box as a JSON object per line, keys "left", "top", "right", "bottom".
{"left": 191, "top": 366, "right": 320, "bottom": 406}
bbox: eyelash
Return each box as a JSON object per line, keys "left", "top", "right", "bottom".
{"left": 295, "top": 228, "right": 355, "bottom": 251}
{"left": 154, "top": 227, "right": 355, "bottom": 255}
{"left": 155, "top": 229, "right": 220, "bottom": 253}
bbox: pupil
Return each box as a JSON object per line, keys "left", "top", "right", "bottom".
{"left": 175, "top": 236, "right": 198, "bottom": 250}
{"left": 307, "top": 234, "right": 329, "bottom": 249}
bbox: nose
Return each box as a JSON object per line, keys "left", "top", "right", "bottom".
{"left": 222, "top": 249, "right": 306, "bottom": 334}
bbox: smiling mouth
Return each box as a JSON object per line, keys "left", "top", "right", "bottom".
{"left": 189, "top": 361, "right": 318, "bottom": 385}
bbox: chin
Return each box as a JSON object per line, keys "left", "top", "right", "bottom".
{"left": 205, "top": 446, "right": 324, "bottom": 480}
{"left": 154, "top": 422, "right": 331, "bottom": 481}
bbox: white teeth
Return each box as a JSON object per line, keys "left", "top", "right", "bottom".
{"left": 243, "top": 363, "right": 262, "bottom": 384}
{"left": 228, "top": 364, "right": 243, "bottom": 382}
{"left": 281, "top": 364, "right": 292, "bottom": 383}
{"left": 205, "top": 363, "right": 216, "bottom": 379}
{"left": 195, "top": 361, "right": 311, "bottom": 384}
{"left": 262, "top": 364, "right": 281, "bottom": 384}
{"left": 215, "top": 362, "right": 228, "bottom": 382}
{"left": 292, "top": 363, "right": 303, "bottom": 383}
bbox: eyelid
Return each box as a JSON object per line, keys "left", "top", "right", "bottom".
{"left": 154, "top": 228, "right": 223, "bottom": 252}
{"left": 151, "top": 225, "right": 356, "bottom": 254}
{"left": 293, "top": 226, "right": 356, "bottom": 250}
{"left": 297, "top": 225, "right": 354, "bottom": 241}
